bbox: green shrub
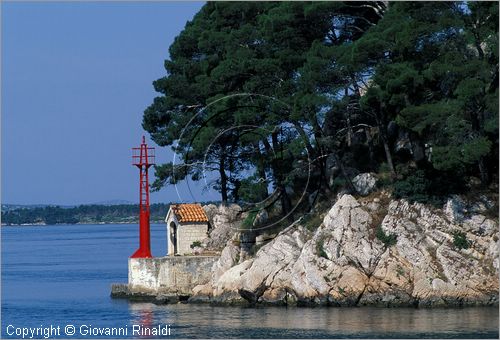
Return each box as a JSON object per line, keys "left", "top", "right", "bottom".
{"left": 393, "top": 170, "right": 430, "bottom": 203}
{"left": 396, "top": 265, "right": 405, "bottom": 277}
{"left": 241, "top": 210, "right": 257, "bottom": 230}
{"left": 302, "top": 212, "right": 323, "bottom": 232}
{"left": 392, "top": 167, "right": 466, "bottom": 205}
{"left": 377, "top": 162, "right": 393, "bottom": 186}
{"left": 190, "top": 241, "right": 202, "bottom": 249}
{"left": 452, "top": 231, "right": 470, "bottom": 250}
{"left": 318, "top": 246, "right": 328, "bottom": 259}
{"left": 316, "top": 238, "right": 329, "bottom": 259}
{"left": 376, "top": 226, "right": 397, "bottom": 247}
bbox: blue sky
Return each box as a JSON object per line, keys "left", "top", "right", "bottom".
{"left": 1, "top": 1, "right": 220, "bottom": 205}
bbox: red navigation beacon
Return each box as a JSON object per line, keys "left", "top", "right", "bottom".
{"left": 131, "top": 136, "right": 155, "bottom": 258}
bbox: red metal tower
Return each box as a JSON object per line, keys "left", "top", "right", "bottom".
{"left": 131, "top": 136, "right": 155, "bottom": 258}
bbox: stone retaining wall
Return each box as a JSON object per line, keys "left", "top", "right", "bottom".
{"left": 126, "top": 256, "right": 219, "bottom": 296}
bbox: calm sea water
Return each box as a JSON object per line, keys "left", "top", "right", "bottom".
{"left": 1, "top": 224, "right": 498, "bottom": 339}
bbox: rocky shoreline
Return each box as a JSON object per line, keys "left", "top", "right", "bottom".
{"left": 188, "top": 191, "right": 499, "bottom": 307}
{"left": 112, "top": 187, "right": 498, "bottom": 308}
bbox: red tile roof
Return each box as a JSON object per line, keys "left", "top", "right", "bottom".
{"left": 171, "top": 204, "right": 208, "bottom": 223}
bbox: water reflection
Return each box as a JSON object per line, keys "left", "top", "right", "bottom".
{"left": 129, "top": 303, "right": 154, "bottom": 338}
{"left": 125, "top": 302, "right": 498, "bottom": 338}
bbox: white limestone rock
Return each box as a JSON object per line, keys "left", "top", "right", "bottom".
{"left": 352, "top": 173, "right": 378, "bottom": 196}
{"left": 204, "top": 204, "right": 245, "bottom": 249}
{"left": 193, "top": 193, "right": 498, "bottom": 307}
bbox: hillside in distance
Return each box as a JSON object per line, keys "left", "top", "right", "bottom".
{"left": 1, "top": 203, "right": 171, "bottom": 225}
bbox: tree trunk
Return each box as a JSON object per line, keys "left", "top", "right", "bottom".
{"left": 279, "top": 184, "right": 293, "bottom": 221}
{"left": 261, "top": 133, "right": 294, "bottom": 220}
{"left": 381, "top": 132, "right": 396, "bottom": 178}
{"left": 219, "top": 156, "right": 228, "bottom": 203}
{"left": 365, "top": 127, "right": 376, "bottom": 170}
{"left": 231, "top": 179, "right": 241, "bottom": 202}
{"left": 334, "top": 152, "right": 357, "bottom": 193}
{"left": 478, "top": 156, "right": 489, "bottom": 185}
{"left": 270, "top": 131, "right": 293, "bottom": 219}
{"left": 376, "top": 112, "right": 396, "bottom": 178}
{"left": 256, "top": 141, "right": 269, "bottom": 197}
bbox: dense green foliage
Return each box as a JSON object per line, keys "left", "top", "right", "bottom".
{"left": 392, "top": 167, "right": 467, "bottom": 205}
{"left": 392, "top": 170, "right": 431, "bottom": 203}
{"left": 376, "top": 226, "right": 397, "bottom": 247}
{"left": 452, "top": 231, "right": 470, "bottom": 250}
{"left": 1, "top": 204, "right": 171, "bottom": 225}
{"left": 144, "top": 2, "right": 498, "bottom": 214}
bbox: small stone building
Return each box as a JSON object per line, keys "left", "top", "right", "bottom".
{"left": 165, "top": 204, "right": 209, "bottom": 255}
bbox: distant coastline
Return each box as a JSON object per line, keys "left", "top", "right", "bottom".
{"left": 1, "top": 202, "right": 219, "bottom": 226}
{"left": 0, "top": 203, "right": 171, "bottom": 226}
{"left": 1, "top": 220, "right": 166, "bottom": 227}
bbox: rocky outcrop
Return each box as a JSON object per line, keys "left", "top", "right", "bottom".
{"left": 191, "top": 193, "right": 498, "bottom": 307}
{"left": 203, "top": 204, "right": 245, "bottom": 250}
{"left": 352, "top": 173, "right": 378, "bottom": 196}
